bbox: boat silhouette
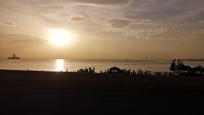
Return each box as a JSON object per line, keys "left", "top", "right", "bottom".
{"left": 8, "top": 53, "right": 20, "bottom": 59}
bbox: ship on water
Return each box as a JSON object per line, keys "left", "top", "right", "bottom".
{"left": 8, "top": 53, "right": 20, "bottom": 59}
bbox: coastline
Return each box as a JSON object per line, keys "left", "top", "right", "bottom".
{"left": 1, "top": 69, "right": 204, "bottom": 89}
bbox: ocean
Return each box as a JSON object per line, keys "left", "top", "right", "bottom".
{"left": 0, "top": 59, "right": 204, "bottom": 73}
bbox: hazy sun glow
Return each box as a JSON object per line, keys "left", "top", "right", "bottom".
{"left": 49, "top": 29, "right": 72, "bottom": 47}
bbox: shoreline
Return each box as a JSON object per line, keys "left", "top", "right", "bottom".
{"left": 1, "top": 69, "right": 204, "bottom": 90}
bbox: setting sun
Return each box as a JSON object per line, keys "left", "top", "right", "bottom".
{"left": 49, "top": 29, "right": 72, "bottom": 47}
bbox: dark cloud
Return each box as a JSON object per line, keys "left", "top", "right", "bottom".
{"left": 108, "top": 19, "right": 130, "bottom": 28}
{"left": 71, "top": 16, "right": 84, "bottom": 21}
{"left": 0, "top": 21, "right": 15, "bottom": 27}
{"left": 125, "top": 10, "right": 188, "bottom": 22}
{"left": 71, "top": 0, "right": 131, "bottom": 5}
{"left": 187, "top": 11, "right": 204, "bottom": 22}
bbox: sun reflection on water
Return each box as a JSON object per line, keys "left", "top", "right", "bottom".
{"left": 55, "top": 59, "right": 64, "bottom": 71}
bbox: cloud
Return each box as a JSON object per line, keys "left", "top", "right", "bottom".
{"left": 71, "top": 16, "right": 84, "bottom": 21}
{"left": 71, "top": 0, "right": 131, "bottom": 5}
{"left": 0, "top": 0, "right": 203, "bottom": 59}
{"left": 0, "top": 0, "right": 204, "bottom": 41}
{"left": 0, "top": 33, "right": 46, "bottom": 45}
{"left": 0, "top": 21, "right": 15, "bottom": 27}
{"left": 108, "top": 19, "right": 130, "bottom": 28}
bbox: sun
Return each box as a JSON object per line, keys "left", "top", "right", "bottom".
{"left": 49, "top": 29, "right": 72, "bottom": 47}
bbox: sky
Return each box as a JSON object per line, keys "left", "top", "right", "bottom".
{"left": 0, "top": 0, "right": 204, "bottom": 59}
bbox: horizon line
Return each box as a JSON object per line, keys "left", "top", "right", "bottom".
{"left": 1, "top": 58, "right": 204, "bottom": 61}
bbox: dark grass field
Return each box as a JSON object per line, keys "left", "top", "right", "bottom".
{"left": 0, "top": 70, "right": 204, "bottom": 115}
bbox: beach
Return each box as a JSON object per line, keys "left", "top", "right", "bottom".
{"left": 1, "top": 0, "right": 204, "bottom": 114}
{"left": 1, "top": 70, "right": 204, "bottom": 115}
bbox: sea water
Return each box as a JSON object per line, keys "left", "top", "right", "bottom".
{"left": 0, "top": 59, "right": 203, "bottom": 73}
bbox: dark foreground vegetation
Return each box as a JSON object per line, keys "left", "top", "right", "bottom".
{"left": 77, "top": 59, "right": 204, "bottom": 77}
{"left": 1, "top": 69, "right": 204, "bottom": 115}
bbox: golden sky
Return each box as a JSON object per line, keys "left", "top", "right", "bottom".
{"left": 0, "top": 0, "right": 204, "bottom": 59}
